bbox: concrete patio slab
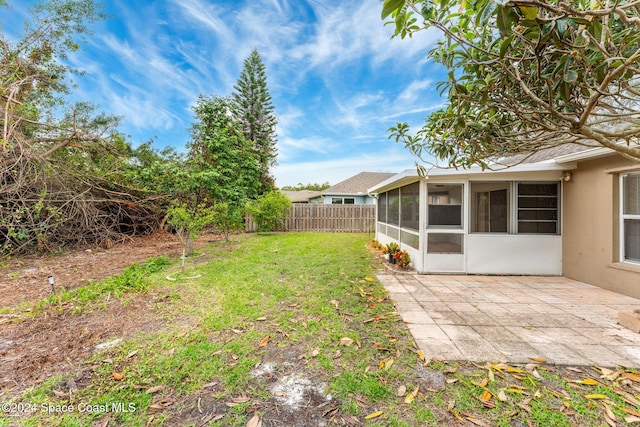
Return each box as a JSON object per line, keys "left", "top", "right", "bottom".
{"left": 378, "top": 273, "right": 640, "bottom": 367}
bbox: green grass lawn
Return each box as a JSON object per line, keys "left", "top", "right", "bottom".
{"left": 2, "top": 232, "right": 639, "bottom": 426}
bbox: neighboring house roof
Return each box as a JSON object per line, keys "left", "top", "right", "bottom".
{"left": 281, "top": 190, "right": 321, "bottom": 203}
{"left": 320, "top": 171, "right": 395, "bottom": 196}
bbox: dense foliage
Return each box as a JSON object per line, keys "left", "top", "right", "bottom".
{"left": 246, "top": 191, "right": 292, "bottom": 232}
{"left": 0, "top": 2, "right": 280, "bottom": 256}
{"left": 188, "top": 96, "right": 261, "bottom": 206}
{"left": 383, "top": 0, "right": 640, "bottom": 169}
{"left": 280, "top": 182, "right": 331, "bottom": 191}
{"left": 0, "top": 0, "right": 163, "bottom": 255}
{"left": 210, "top": 202, "right": 244, "bottom": 242}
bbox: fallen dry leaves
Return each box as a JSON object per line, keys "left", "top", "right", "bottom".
{"left": 258, "top": 335, "right": 270, "bottom": 347}
{"left": 111, "top": 372, "right": 125, "bottom": 381}
{"left": 379, "top": 356, "right": 394, "bottom": 371}
{"left": 226, "top": 393, "right": 251, "bottom": 408}
{"left": 339, "top": 337, "right": 354, "bottom": 347}
{"left": 396, "top": 384, "right": 407, "bottom": 397}
{"left": 246, "top": 412, "right": 262, "bottom": 427}
{"left": 364, "top": 354, "right": 640, "bottom": 427}
{"left": 404, "top": 386, "right": 419, "bottom": 404}
{"left": 145, "top": 385, "right": 165, "bottom": 394}
{"left": 364, "top": 410, "right": 383, "bottom": 420}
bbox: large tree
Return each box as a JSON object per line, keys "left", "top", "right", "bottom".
{"left": 383, "top": 0, "right": 640, "bottom": 169}
{"left": 188, "top": 95, "right": 261, "bottom": 207}
{"left": 231, "top": 49, "right": 278, "bottom": 192}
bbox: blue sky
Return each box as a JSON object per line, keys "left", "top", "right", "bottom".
{"left": 4, "top": 0, "right": 446, "bottom": 187}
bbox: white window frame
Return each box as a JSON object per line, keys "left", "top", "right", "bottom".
{"left": 427, "top": 183, "right": 464, "bottom": 229}
{"left": 516, "top": 182, "right": 560, "bottom": 235}
{"left": 469, "top": 181, "right": 560, "bottom": 235}
{"left": 620, "top": 173, "right": 640, "bottom": 264}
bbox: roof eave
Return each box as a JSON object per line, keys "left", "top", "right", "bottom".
{"left": 553, "top": 146, "right": 616, "bottom": 164}
{"left": 425, "top": 160, "right": 575, "bottom": 176}
{"left": 368, "top": 161, "right": 577, "bottom": 194}
{"left": 368, "top": 169, "right": 420, "bottom": 194}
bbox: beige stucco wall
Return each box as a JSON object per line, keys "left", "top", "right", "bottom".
{"left": 562, "top": 155, "right": 640, "bottom": 299}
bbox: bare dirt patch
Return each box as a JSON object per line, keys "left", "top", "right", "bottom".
{"left": 0, "top": 232, "right": 195, "bottom": 309}
{"left": 162, "top": 345, "right": 347, "bottom": 427}
{"left": 0, "top": 232, "right": 213, "bottom": 400}
{"left": 0, "top": 293, "right": 162, "bottom": 397}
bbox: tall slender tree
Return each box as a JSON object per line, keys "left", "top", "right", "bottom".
{"left": 231, "top": 49, "right": 278, "bottom": 194}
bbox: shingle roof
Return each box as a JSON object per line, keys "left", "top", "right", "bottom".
{"left": 322, "top": 172, "right": 396, "bottom": 196}
{"left": 499, "top": 143, "right": 599, "bottom": 165}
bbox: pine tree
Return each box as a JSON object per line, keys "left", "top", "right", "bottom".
{"left": 232, "top": 49, "right": 278, "bottom": 194}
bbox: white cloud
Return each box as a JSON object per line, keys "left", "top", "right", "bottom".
{"left": 286, "top": 1, "right": 440, "bottom": 72}
{"left": 381, "top": 103, "right": 446, "bottom": 121}
{"left": 331, "top": 92, "right": 384, "bottom": 129}
{"left": 172, "top": 0, "right": 236, "bottom": 47}
{"left": 277, "top": 136, "right": 338, "bottom": 162}
{"left": 5, "top": 0, "right": 447, "bottom": 185}
{"left": 274, "top": 148, "right": 417, "bottom": 187}
{"left": 396, "top": 79, "right": 434, "bottom": 105}
{"left": 276, "top": 106, "right": 303, "bottom": 130}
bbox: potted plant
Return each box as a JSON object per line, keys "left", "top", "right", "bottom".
{"left": 393, "top": 250, "right": 412, "bottom": 268}
{"left": 384, "top": 242, "right": 400, "bottom": 264}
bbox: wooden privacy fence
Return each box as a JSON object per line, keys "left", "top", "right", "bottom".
{"left": 286, "top": 204, "right": 375, "bottom": 232}
{"left": 246, "top": 204, "right": 376, "bottom": 233}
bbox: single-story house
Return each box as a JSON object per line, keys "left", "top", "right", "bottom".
{"left": 369, "top": 145, "right": 640, "bottom": 299}
{"left": 281, "top": 190, "right": 322, "bottom": 203}
{"left": 309, "top": 171, "right": 395, "bottom": 205}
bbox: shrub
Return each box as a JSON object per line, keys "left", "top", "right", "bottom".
{"left": 211, "top": 202, "right": 244, "bottom": 241}
{"left": 393, "top": 250, "right": 411, "bottom": 268}
{"left": 246, "top": 191, "right": 292, "bottom": 232}
{"left": 383, "top": 242, "right": 400, "bottom": 255}
{"left": 369, "top": 239, "right": 383, "bottom": 250}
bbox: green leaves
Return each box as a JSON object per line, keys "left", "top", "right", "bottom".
{"left": 421, "top": 1, "right": 435, "bottom": 20}
{"left": 495, "top": 5, "right": 517, "bottom": 36}
{"left": 499, "top": 34, "right": 514, "bottom": 58}
{"left": 231, "top": 49, "right": 277, "bottom": 195}
{"left": 477, "top": 0, "right": 498, "bottom": 26}
{"left": 189, "top": 96, "right": 261, "bottom": 205}
{"left": 381, "top": 0, "right": 406, "bottom": 19}
{"left": 382, "top": 0, "right": 640, "bottom": 167}
{"left": 517, "top": 5, "right": 538, "bottom": 20}
{"left": 166, "top": 202, "right": 216, "bottom": 243}
{"left": 246, "top": 191, "right": 292, "bottom": 233}
{"left": 211, "top": 202, "right": 244, "bottom": 242}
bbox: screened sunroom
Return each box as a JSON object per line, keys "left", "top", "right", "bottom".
{"left": 369, "top": 162, "right": 573, "bottom": 275}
